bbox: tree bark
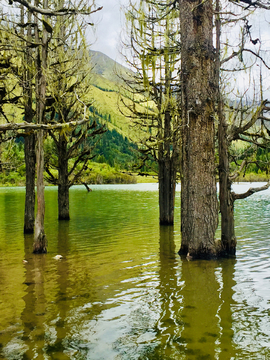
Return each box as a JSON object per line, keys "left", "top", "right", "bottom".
{"left": 215, "top": 0, "right": 236, "bottom": 256}
{"left": 159, "top": 109, "right": 176, "bottom": 225}
{"left": 33, "top": 129, "right": 47, "bottom": 253}
{"left": 23, "top": 2, "right": 36, "bottom": 234}
{"left": 159, "top": 158, "right": 175, "bottom": 225}
{"left": 58, "top": 134, "right": 70, "bottom": 220}
{"left": 159, "top": 33, "right": 176, "bottom": 226}
{"left": 24, "top": 134, "right": 36, "bottom": 233}
{"left": 33, "top": 0, "right": 48, "bottom": 253}
{"left": 179, "top": 0, "right": 219, "bottom": 258}
{"left": 218, "top": 105, "right": 236, "bottom": 255}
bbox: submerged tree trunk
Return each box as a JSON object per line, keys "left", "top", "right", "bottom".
{"left": 179, "top": 0, "right": 219, "bottom": 258}
{"left": 33, "top": 0, "right": 48, "bottom": 253}
{"left": 216, "top": 0, "right": 236, "bottom": 256}
{"left": 33, "top": 129, "right": 47, "bottom": 253}
{"left": 58, "top": 134, "right": 70, "bottom": 220}
{"left": 21, "top": 2, "right": 36, "bottom": 234}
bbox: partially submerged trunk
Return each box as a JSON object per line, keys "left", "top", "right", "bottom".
{"left": 58, "top": 134, "right": 70, "bottom": 220}
{"left": 33, "top": 129, "right": 47, "bottom": 253}
{"left": 33, "top": 0, "right": 48, "bottom": 253}
{"left": 22, "top": 3, "right": 36, "bottom": 234}
{"left": 179, "top": 0, "right": 219, "bottom": 258}
{"left": 216, "top": 0, "right": 236, "bottom": 256}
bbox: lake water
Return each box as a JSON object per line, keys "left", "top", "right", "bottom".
{"left": 0, "top": 183, "right": 270, "bottom": 360}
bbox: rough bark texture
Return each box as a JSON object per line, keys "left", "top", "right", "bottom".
{"left": 179, "top": 0, "right": 219, "bottom": 258}
{"left": 24, "top": 134, "right": 36, "bottom": 233}
{"left": 58, "top": 134, "right": 70, "bottom": 220}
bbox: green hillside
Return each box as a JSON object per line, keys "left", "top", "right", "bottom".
{"left": 88, "top": 50, "right": 141, "bottom": 139}
{"left": 0, "top": 51, "right": 154, "bottom": 186}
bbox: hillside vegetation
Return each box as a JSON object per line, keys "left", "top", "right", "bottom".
{"left": 0, "top": 50, "right": 155, "bottom": 186}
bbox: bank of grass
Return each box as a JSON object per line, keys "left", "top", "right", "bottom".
{"left": 81, "top": 162, "right": 136, "bottom": 184}
{"left": 235, "top": 172, "right": 269, "bottom": 182}
{"left": 135, "top": 174, "right": 158, "bottom": 183}
{"left": 0, "top": 165, "right": 268, "bottom": 187}
{"left": 0, "top": 162, "right": 137, "bottom": 187}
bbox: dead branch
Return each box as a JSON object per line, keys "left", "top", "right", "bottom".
{"left": 0, "top": 118, "right": 90, "bottom": 132}
{"left": 232, "top": 181, "right": 270, "bottom": 201}
{"left": 12, "top": 1, "right": 103, "bottom": 17}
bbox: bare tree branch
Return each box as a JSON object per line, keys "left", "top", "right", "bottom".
{"left": 11, "top": 1, "right": 103, "bottom": 16}
{"left": 0, "top": 118, "right": 90, "bottom": 132}
{"left": 232, "top": 181, "right": 270, "bottom": 200}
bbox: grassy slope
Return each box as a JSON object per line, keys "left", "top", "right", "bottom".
{"left": 89, "top": 50, "right": 154, "bottom": 142}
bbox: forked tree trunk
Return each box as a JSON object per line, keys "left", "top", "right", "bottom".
{"left": 58, "top": 134, "right": 70, "bottom": 220}
{"left": 179, "top": 0, "right": 219, "bottom": 258}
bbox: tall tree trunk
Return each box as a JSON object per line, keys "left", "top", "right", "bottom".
{"left": 58, "top": 134, "right": 70, "bottom": 220}
{"left": 23, "top": 2, "right": 36, "bottom": 234}
{"left": 215, "top": 0, "right": 236, "bottom": 255}
{"left": 179, "top": 0, "right": 219, "bottom": 258}
{"left": 33, "top": 0, "right": 48, "bottom": 253}
{"left": 57, "top": 5, "right": 70, "bottom": 221}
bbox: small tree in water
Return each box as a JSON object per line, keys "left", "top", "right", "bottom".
{"left": 43, "top": 12, "right": 106, "bottom": 220}
{"left": 122, "top": 0, "right": 181, "bottom": 225}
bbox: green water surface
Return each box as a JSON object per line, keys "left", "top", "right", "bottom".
{"left": 0, "top": 183, "right": 270, "bottom": 359}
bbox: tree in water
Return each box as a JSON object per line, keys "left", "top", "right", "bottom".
{"left": 178, "top": 0, "right": 270, "bottom": 258}
{"left": 179, "top": 0, "right": 219, "bottom": 258}
{"left": 122, "top": 0, "right": 180, "bottom": 225}
{"left": 43, "top": 9, "right": 106, "bottom": 220}
{"left": 215, "top": 0, "right": 270, "bottom": 255}
{"left": 20, "top": 3, "right": 36, "bottom": 234}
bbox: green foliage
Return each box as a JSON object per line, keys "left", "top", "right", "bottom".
{"left": 76, "top": 161, "right": 136, "bottom": 184}
{"left": 89, "top": 127, "right": 139, "bottom": 170}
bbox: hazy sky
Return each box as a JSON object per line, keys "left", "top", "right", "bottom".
{"left": 88, "top": 0, "right": 129, "bottom": 64}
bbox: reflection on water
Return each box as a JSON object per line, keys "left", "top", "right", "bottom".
{"left": 0, "top": 183, "right": 270, "bottom": 359}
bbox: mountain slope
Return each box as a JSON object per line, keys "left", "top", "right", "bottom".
{"left": 89, "top": 50, "right": 132, "bottom": 85}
